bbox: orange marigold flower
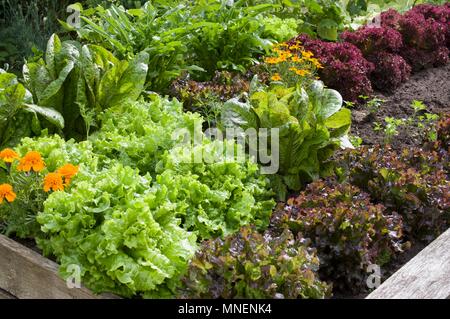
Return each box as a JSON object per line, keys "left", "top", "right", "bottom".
{"left": 0, "top": 184, "right": 16, "bottom": 204}
{"left": 291, "top": 56, "right": 302, "bottom": 62}
{"left": 57, "top": 164, "right": 79, "bottom": 186}
{"left": 0, "top": 148, "right": 20, "bottom": 163}
{"left": 17, "top": 151, "right": 45, "bottom": 172}
{"left": 43, "top": 173, "right": 64, "bottom": 192}
{"left": 271, "top": 73, "right": 282, "bottom": 81}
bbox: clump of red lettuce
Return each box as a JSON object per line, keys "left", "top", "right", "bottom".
{"left": 367, "top": 51, "right": 411, "bottom": 91}
{"left": 381, "top": 5, "right": 450, "bottom": 72}
{"left": 340, "top": 26, "right": 411, "bottom": 91}
{"left": 340, "top": 26, "right": 403, "bottom": 55}
{"left": 270, "top": 179, "right": 404, "bottom": 294}
{"left": 338, "top": 145, "right": 450, "bottom": 243}
{"left": 178, "top": 226, "right": 331, "bottom": 299}
{"left": 288, "top": 34, "right": 374, "bottom": 102}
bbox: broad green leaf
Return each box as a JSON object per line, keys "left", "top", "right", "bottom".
{"left": 39, "top": 61, "right": 75, "bottom": 106}
{"left": 23, "top": 62, "right": 53, "bottom": 102}
{"left": 88, "top": 45, "right": 120, "bottom": 70}
{"left": 24, "top": 104, "right": 65, "bottom": 129}
{"left": 46, "top": 34, "right": 62, "bottom": 78}
{"left": 325, "top": 108, "right": 352, "bottom": 130}
{"left": 110, "top": 51, "right": 149, "bottom": 105}
{"left": 2, "top": 82, "right": 26, "bottom": 112}
{"left": 221, "top": 98, "right": 258, "bottom": 132}
{"left": 317, "top": 19, "right": 339, "bottom": 41}
{"left": 318, "top": 88, "right": 344, "bottom": 120}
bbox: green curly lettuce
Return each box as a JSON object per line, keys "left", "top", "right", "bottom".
{"left": 90, "top": 95, "right": 202, "bottom": 174}
{"left": 156, "top": 139, "right": 275, "bottom": 240}
{"left": 37, "top": 163, "right": 197, "bottom": 298}
{"left": 91, "top": 96, "right": 276, "bottom": 240}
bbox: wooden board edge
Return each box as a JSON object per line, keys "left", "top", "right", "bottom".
{"left": 366, "top": 228, "right": 450, "bottom": 299}
{"left": 0, "top": 234, "right": 118, "bottom": 299}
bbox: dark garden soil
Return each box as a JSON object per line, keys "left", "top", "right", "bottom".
{"left": 351, "top": 64, "right": 450, "bottom": 150}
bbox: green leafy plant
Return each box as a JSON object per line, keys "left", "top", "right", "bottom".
{"left": 179, "top": 226, "right": 331, "bottom": 299}
{"left": 155, "top": 139, "right": 275, "bottom": 240}
{"left": 360, "top": 95, "right": 385, "bottom": 114}
{"left": 0, "top": 69, "right": 64, "bottom": 148}
{"left": 37, "top": 162, "right": 198, "bottom": 298}
{"left": 262, "top": 16, "right": 299, "bottom": 42}
{"left": 349, "top": 134, "right": 363, "bottom": 147}
{"left": 373, "top": 117, "right": 406, "bottom": 144}
{"left": 91, "top": 96, "right": 276, "bottom": 240}
{"left": 70, "top": 1, "right": 277, "bottom": 87}
{"left": 220, "top": 79, "right": 352, "bottom": 200}
{"left": 271, "top": 179, "right": 405, "bottom": 293}
{"left": 90, "top": 96, "right": 201, "bottom": 173}
{"left": 411, "top": 99, "right": 427, "bottom": 114}
{"left": 23, "top": 34, "right": 148, "bottom": 140}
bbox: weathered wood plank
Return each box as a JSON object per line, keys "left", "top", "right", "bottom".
{"left": 0, "top": 234, "right": 116, "bottom": 299}
{"left": 367, "top": 228, "right": 450, "bottom": 299}
{"left": 0, "top": 288, "right": 15, "bottom": 299}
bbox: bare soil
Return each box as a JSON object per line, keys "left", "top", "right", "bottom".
{"left": 351, "top": 64, "right": 450, "bottom": 150}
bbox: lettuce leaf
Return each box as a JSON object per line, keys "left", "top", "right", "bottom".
{"left": 220, "top": 80, "right": 352, "bottom": 200}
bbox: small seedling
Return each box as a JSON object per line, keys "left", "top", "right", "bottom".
{"left": 344, "top": 101, "right": 356, "bottom": 108}
{"left": 411, "top": 100, "right": 427, "bottom": 114}
{"left": 374, "top": 117, "right": 406, "bottom": 144}
{"left": 349, "top": 135, "right": 363, "bottom": 148}
{"left": 359, "top": 95, "right": 385, "bottom": 114}
{"left": 384, "top": 117, "right": 405, "bottom": 143}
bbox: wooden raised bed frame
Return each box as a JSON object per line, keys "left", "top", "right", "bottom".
{"left": 1, "top": 229, "right": 449, "bottom": 299}
{"left": 0, "top": 234, "right": 116, "bottom": 299}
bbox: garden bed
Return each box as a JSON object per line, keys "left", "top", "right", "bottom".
{"left": 1, "top": 1, "right": 449, "bottom": 300}
{"left": 1, "top": 228, "right": 449, "bottom": 299}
